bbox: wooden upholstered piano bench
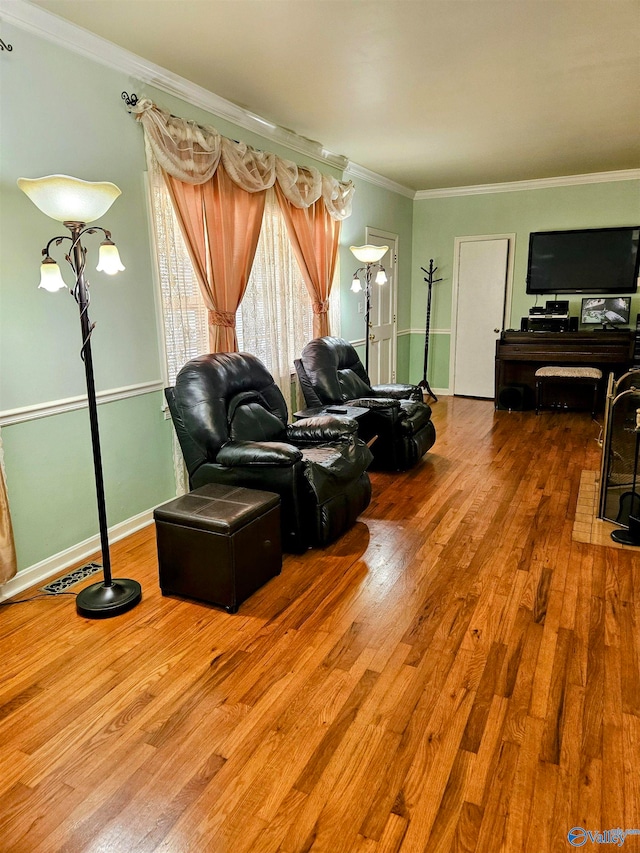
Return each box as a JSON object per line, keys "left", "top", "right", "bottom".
{"left": 534, "top": 365, "right": 603, "bottom": 417}
{"left": 154, "top": 483, "right": 281, "bottom": 613}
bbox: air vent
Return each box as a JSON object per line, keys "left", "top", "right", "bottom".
{"left": 41, "top": 562, "right": 102, "bottom": 594}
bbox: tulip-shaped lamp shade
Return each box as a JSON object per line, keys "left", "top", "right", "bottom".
{"left": 349, "top": 244, "right": 389, "bottom": 264}
{"left": 96, "top": 239, "right": 125, "bottom": 275}
{"left": 17, "top": 175, "right": 121, "bottom": 223}
{"left": 38, "top": 257, "right": 67, "bottom": 292}
{"left": 375, "top": 269, "right": 388, "bottom": 285}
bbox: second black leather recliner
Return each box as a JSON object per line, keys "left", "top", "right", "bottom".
{"left": 295, "top": 336, "right": 436, "bottom": 471}
{"left": 165, "top": 351, "right": 373, "bottom": 552}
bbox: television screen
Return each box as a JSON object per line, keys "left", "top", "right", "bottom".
{"left": 581, "top": 296, "right": 631, "bottom": 326}
{"left": 526, "top": 227, "right": 640, "bottom": 294}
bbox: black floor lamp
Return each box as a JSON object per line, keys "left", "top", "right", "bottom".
{"left": 349, "top": 244, "right": 389, "bottom": 374}
{"left": 18, "top": 175, "right": 142, "bottom": 618}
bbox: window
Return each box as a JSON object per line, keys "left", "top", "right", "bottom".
{"left": 149, "top": 168, "right": 208, "bottom": 385}
{"left": 147, "top": 153, "right": 339, "bottom": 416}
{"left": 238, "top": 190, "right": 314, "bottom": 410}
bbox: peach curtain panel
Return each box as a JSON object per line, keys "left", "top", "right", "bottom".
{"left": 0, "top": 438, "right": 17, "bottom": 585}
{"left": 275, "top": 186, "right": 341, "bottom": 338}
{"left": 165, "top": 166, "right": 266, "bottom": 352}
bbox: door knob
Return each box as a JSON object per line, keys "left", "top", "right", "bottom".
{"left": 369, "top": 334, "right": 375, "bottom": 341}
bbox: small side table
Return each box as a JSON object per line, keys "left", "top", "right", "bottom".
{"left": 154, "top": 483, "right": 281, "bottom": 613}
{"left": 293, "top": 404, "right": 370, "bottom": 422}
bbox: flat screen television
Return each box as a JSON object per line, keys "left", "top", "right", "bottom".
{"left": 526, "top": 226, "right": 640, "bottom": 294}
{"left": 581, "top": 296, "right": 631, "bottom": 326}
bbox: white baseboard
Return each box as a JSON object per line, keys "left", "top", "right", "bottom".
{"left": 0, "top": 507, "right": 159, "bottom": 602}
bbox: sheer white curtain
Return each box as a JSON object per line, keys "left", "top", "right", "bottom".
{"left": 147, "top": 150, "right": 204, "bottom": 494}
{"left": 148, "top": 146, "right": 209, "bottom": 386}
{"left": 239, "top": 189, "right": 336, "bottom": 414}
{"left": 245, "top": 190, "right": 340, "bottom": 414}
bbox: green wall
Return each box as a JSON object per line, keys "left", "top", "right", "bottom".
{"left": 1, "top": 393, "right": 173, "bottom": 570}
{"left": 412, "top": 180, "right": 640, "bottom": 389}
{"left": 0, "top": 22, "right": 179, "bottom": 577}
{"left": 0, "top": 21, "right": 414, "bottom": 576}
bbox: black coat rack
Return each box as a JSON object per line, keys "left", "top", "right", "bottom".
{"left": 419, "top": 260, "right": 442, "bottom": 402}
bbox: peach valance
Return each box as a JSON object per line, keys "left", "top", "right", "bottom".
{"left": 131, "top": 99, "right": 354, "bottom": 221}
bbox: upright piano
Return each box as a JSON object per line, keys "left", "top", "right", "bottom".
{"left": 495, "top": 330, "right": 634, "bottom": 410}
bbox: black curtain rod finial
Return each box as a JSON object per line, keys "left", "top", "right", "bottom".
{"left": 121, "top": 91, "right": 139, "bottom": 107}
{"left": 0, "top": 37, "right": 13, "bottom": 51}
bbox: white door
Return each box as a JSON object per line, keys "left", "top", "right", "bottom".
{"left": 366, "top": 229, "right": 398, "bottom": 385}
{"left": 452, "top": 237, "right": 511, "bottom": 398}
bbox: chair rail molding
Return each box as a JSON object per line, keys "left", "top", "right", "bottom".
{"left": 398, "top": 327, "right": 451, "bottom": 336}
{"left": 0, "top": 380, "right": 164, "bottom": 427}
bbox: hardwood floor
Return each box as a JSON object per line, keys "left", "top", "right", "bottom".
{"left": 2, "top": 396, "right": 639, "bottom": 852}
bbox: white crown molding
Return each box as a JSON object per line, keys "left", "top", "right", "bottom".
{"left": 0, "top": 380, "right": 164, "bottom": 427}
{"left": 0, "top": 506, "right": 157, "bottom": 601}
{"left": 344, "top": 163, "right": 415, "bottom": 199}
{"left": 415, "top": 169, "right": 640, "bottom": 199}
{"left": 0, "top": 0, "right": 349, "bottom": 171}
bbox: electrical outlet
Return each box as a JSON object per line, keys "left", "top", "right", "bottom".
{"left": 357, "top": 302, "right": 363, "bottom": 314}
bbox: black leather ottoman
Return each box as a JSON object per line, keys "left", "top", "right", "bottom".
{"left": 154, "top": 483, "right": 281, "bottom": 613}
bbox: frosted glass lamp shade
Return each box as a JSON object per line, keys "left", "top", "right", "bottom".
{"left": 349, "top": 244, "right": 389, "bottom": 264}
{"left": 39, "top": 258, "right": 67, "bottom": 292}
{"left": 17, "top": 175, "right": 121, "bottom": 223}
{"left": 351, "top": 275, "right": 362, "bottom": 293}
{"left": 375, "top": 269, "right": 388, "bottom": 285}
{"left": 96, "top": 240, "right": 125, "bottom": 275}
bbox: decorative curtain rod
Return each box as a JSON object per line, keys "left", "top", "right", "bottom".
{"left": 121, "top": 91, "right": 228, "bottom": 135}
{"left": 1, "top": 37, "right": 13, "bottom": 51}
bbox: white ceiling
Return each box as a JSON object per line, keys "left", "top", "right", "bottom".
{"left": 22, "top": 0, "right": 640, "bottom": 191}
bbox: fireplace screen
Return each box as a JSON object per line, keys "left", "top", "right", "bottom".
{"left": 598, "top": 370, "right": 640, "bottom": 524}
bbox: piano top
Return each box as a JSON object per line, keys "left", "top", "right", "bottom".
{"left": 497, "top": 330, "right": 634, "bottom": 362}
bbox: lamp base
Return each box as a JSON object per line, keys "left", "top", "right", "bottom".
{"left": 611, "top": 529, "right": 640, "bottom": 546}
{"left": 76, "top": 578, "right": 142, "bottom": 618}
{"left": 611, "top": 513, "right": 640, "bottom": 546}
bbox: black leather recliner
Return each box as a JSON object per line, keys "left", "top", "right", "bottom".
{"left": 295, "top": 336, "right": 436, "bottom": 471}
{"left": 165, "top": 352, "right": 373, "bottom": 552}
